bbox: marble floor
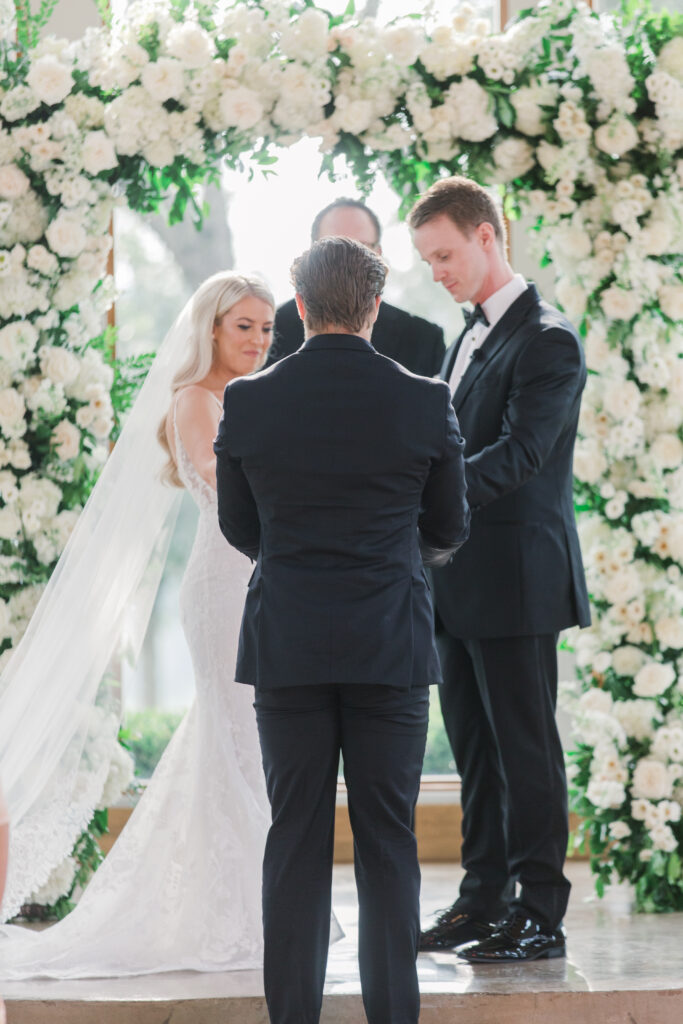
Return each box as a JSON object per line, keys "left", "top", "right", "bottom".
{"left": 2, "top": 862, "right": 683, "bottom": 1023}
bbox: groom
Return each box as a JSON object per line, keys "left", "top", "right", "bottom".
{"left": 214, "top": 237, "right": 469, "bottom": 1024}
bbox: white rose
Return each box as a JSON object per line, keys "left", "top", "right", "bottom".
{"left": 612, "top": 646, "right": 647, "bottom": 677}
{"left": 0, "top": 164, "right": 30, "bottom": 200}
{"left": 602, "top": 379, "right": 641, "bottom": 420}
{"left": 91, "top": 414, "right": 114, "bottom": 440}
{"left": 143, "top": 136, "right": 176, "bottom": 168}
{"left": 336, "top": 99, "right": 375, "bottom": 136}
{"left": 141, "top": 58, "right": 185, "bottom": 103}
{"left": 661, "top": 799, "right": 682, "bottom": 822}
{"left": 218, "top": 85, "right": 263, "bottom": 131}
{"left": 165, "top": 22, "right": 214, "bottom": 68}
{"left": 633, "top": 661, "right": 676, "bottom": 698}
{"left": 26, "top": 56, "right": 74, "bottom": 106}
{"left": 39, "top": 346, "right": 80, "bottom": 386}
{"left": 0, "top": 506, "right": 21, "bottom": 539}
{"left": 383, "top": 24, "right": 423, "bottom": 68}
{"left": 27, "top": 244, "right": 58, "bottom": 276}
{"left": 586, "top": 778, "right": 625, "bottom": 810}
{"left": 45, "top": 211, "right": 88, "bottom": 259}
{"left": 51, "top": 418, "right": 81, "bottom": 461}
{"left": 0, "top": 387, "right": 26, "bottom": 438}
{"left": 492, "top": 138, "right": 534, "bottom": 181}
{"left": 603, "top": 564, "right": 642, "bottom": 605}
{"left": 600, "top": 286, "right": 641, "bottom": 321}
{"left": 650, "top": 433, "right": 683, "bottom": 471}
{"left": 658, "top": 284, "right": 683, "bottom": 321}
{"left": 595, "top": 115, "right": 639, "bottom": 157}
{"left": 81, "top": 130, "right": 118, "bottom": 175}
{"left": 639, "top": 220, "right": 673, "bottom": 256}
{"left": 650, "top": 823, "right": 677, "bottom": 852}
{"left": 555, "top": 278, "right": 587, "bottom": 319}
{"left": 632, "top": 758, "right": 673, "bottom": 800}
{"left": 657, "top": 37, "right": 683, "bottom": 82}
{"left": 0, "top": 320, "right": 38, "bottom": 371}
{"left": 631, "top": 797, "right": 651, "bottom": 820}
{"left": 608, "top": 820, "right": 632, "bottom": 840}
{"left": 578, "top": 687, "right": 613, "bottom": 715}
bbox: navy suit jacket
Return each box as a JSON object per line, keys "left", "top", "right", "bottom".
{"left": 214, "top": 334, "right": 470, "bottom": 690}
{"left": 432, "top": 283, "right": 591, "bottom": 639}
{"left": 270, "top": 297, "right": 446, "bottom": 377}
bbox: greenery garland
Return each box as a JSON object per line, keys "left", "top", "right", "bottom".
{"left": 0, "top": 0, "right": 681, "bottom": 914}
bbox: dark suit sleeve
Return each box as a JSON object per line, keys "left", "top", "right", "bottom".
{"left": 268, "top": 299, "right": 304, "bottom": 365}
{"left": 466, "top": 326, "right": 584, "bottom": 510}
{"left": 213, "top": 390, "right": 261, "bottom": 560}
{"left": 418, "top": 387, "right": 470, "bottom": 567}
{"left": 426, "top": 324, "right": 446, "bottom": 377}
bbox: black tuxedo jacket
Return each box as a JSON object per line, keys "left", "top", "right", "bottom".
{"left": 270, "top": 297, "right": 446, "bottom": 377}
{"left": 432, "top": 283, "right": 591, "bottom": 639}
{"left": 214, "top": 334, "right": 470, "bottom": 690}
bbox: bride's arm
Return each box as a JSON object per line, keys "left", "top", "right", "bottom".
{"left": 173, "top": 386, "right": 222, "bottom": 490}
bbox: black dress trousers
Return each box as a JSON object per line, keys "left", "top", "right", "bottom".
{"left": 437, "top": 630, "right": 571, "bottom": 930}
{"left": 254, "top": 683, "right": 429, "bottom": 1024}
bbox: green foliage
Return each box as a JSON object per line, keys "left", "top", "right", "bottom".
{"left": 124, "top": 708, "right": 184, "bottom": 778}
{"left": 13, "top": 0, "right": 59, "bottom": 51}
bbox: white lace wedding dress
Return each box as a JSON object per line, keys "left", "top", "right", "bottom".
{"left": 0, "top": 411, "right": 271, "bottom": 978}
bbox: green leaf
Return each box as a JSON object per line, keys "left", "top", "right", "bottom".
{"left": 667, "top": 851, "right": 681, "bottom": 884}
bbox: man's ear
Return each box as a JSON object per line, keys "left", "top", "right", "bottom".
{"left": 368, "top": 294, "right": 382, "bottom": 327}
{"left": 477, "top": 221, "right": 496, "bottom": 250}
{"left": 295, "top": 293, "right": 306, "bottom": 322}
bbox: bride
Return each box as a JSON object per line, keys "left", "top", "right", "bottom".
{"left": 0, "top": 270, "right": 310, "bottom": 977}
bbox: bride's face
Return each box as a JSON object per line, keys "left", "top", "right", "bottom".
{"left": 212, "top": 295, "right": 274, "bottom": 380}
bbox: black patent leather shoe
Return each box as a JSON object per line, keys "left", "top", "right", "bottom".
{"left": 419, "top": 907, "right": 494, "bottom": 952}
{"left": 456, "top": 913, "right": 566, "bottom": 963}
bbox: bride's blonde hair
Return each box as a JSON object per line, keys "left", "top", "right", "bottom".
{"left": 158, "top": 271, "right": 275, "bottom": 488}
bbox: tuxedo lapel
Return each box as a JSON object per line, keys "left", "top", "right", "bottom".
{"left": 453, "top": 285, "right": 540, "bottom": 411}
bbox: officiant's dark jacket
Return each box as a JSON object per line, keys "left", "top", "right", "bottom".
{"left": 270, "top": 297, "right": 446, "bottom": 377}
{"left": 432, "top": 282, "right": 591, "bottom": 638}
{"left": 214, "top": 333, "right": 470, "bottom": 690}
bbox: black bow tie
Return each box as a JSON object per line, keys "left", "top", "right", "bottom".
{"left": 463, "top": 303, "right": 489, "bottom": 331}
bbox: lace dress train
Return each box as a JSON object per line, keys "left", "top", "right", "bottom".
{"left": 0, "top": 423, "right": 270, "bottom": 977}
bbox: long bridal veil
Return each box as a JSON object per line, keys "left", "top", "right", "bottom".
{"left": 0, "top": 299, "right": 197, "bottom": 921}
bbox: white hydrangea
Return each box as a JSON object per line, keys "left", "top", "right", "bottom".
{"left": 632, "top": 758, "right": 673, "bottom": 800}
{"left": 28, "top": 855, "right": 77, "bottom": 907}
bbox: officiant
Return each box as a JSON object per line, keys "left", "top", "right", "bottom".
{"left": 269, "top": 197, "right": 446, "bottom": 376}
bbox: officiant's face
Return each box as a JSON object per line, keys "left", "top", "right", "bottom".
{"left": 212, "top": 295, "right": 274, "bottom": 380}
{"left": 316, "top": 206, "right": 381, "bottom": 252}
{"left": 413, "top": 214, "right": 490, "bottom": 305}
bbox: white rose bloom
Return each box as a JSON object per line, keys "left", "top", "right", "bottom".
{"left": 28, "top": 855, "right": 77, "bottom": 907}
{"left": 26, "top": 56, "right": 74, "bottom": 106}
{"left": 658, "top": 284, "right": 683, "bottom": 321}
{"left": 0, "top": 320, "right": 39, "bottom": 372}
{"left": 0, "top": 506, "right": 21, "bottom": 539}
{"left": 143, "top": 136, "right": 176, "bottom": 168}
{"left": 165, "top": 22, "right": 214, "bottom": 68}
{"left": 51, "top": 418, "right": 81, "bottom": 461}
{"left": 219, "top": 85, "right": 264, "bottom": 131}
{"left": 600, "top": 286, "right": 641, "bottom": 321}
{"left": 608, "top": 820, "right": 631, "bottom": 840}
{"left": 650, "top": 432, "right": 683, "bottom": 471}
{"left": 603, "top": 564, "right": 642, "bottom": 605}
{"left": 631, "top": 797, "right": 651, "bottom": 820}
{"left": 578, "top": 687, "right": 613, "bottom": 715}
{"left": 39, "top": 346, "right": 80, "bottom": 386}
{"left": 91, "top": 414, "right": 114, "bottom": 440}
{"left": 383, "top": 24, "right": 423, "bottom": 68}
{"left": 639, "top": 220, "right": 673, "bottom": 256}
{"left": 655, "top": 617, "right": 683, "bottom": 652}
{"left": 27, "top": 244, "right": 59, "bottom": 277}
{"left": 0, "top": 387, "right": 26, "bottom": 438}
{"left": 650, "top": 823, "right": 678, "bottom": 852}
{"left": 447, "top": 79, "right": 497, "bottom": 141}
{"left": 141, "top": 57, "right": 185, "bottom": 104}
{"left": 336, "top": 98, "right": 375, "bottom": 136}
{"left": 602, "top": 379, "right": 641, "bottom": 420}
{"left": 492, "top": 138, "right": 534, "bottom": 182}
{"left": 586, "top": 778, "right": 625, "bottom": 810}
{"left": 0, "top": 164, "right": 30, "bottom": 200}
{"left": 657, "top": 37, "right": 683, "bottom": 82}
{"left": 633, "top": 661, "right": 676, "bottom": 699}
{"left": 81, "top": 130, "right": 118, "bottom": 175}
{"left": 573, "top": 438, "right": 607, "bottom": 485}
{"left": 595, "top": 115, "right": 639, "bottom": 157}
{"left": 555, "top": 278, "right": 587, "bottom": 319}
{"left": 612, "top": 646, "right": 647, "bottom": 677}
{"left": 660, "top": 799, "right": 682, "bottom": 822}
{"left": 632, "top": 759, "right": 673, "bottom": 800}
{"left": 45, "top": 211, "right": 88, "bottom": 259}
{"left": 281, "top": 8, "right": 330, "bottom": 62}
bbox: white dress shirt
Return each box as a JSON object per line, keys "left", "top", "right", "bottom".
{"left": 449, "top": 273, "right": 527, "bottom": 394}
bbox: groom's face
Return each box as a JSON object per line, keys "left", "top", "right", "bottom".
{"left": 413, "top": 214, "right": 490, "bottom": 306}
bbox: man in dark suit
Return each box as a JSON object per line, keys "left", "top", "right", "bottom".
{"left": 214, "top": 237, "right": 470, "bottom": 1024}
{"left": 410, "top": 176, "right": 590, "bottom": 963}
{"left": 270, "top": 198, "right": 446, "bottom": 376}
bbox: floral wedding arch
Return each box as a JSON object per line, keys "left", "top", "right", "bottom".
{"left": 0, "top": 0, "right": 681, "bottom": 913}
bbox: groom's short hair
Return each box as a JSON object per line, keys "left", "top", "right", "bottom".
{"left": 291, "top": 237, "right": 388, "bottom": 335}
{"left": 408, "top": 176, "right": 506, "bottom": 250}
